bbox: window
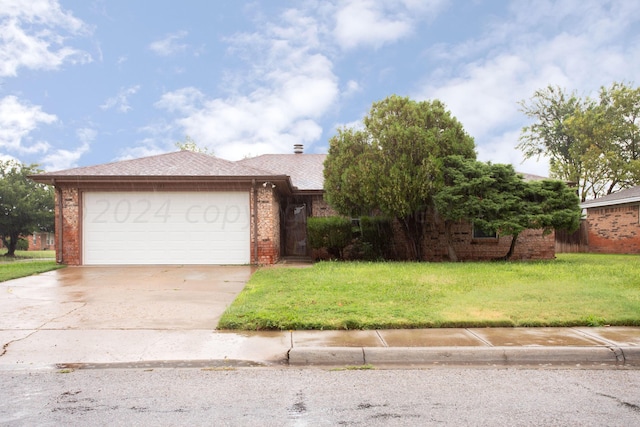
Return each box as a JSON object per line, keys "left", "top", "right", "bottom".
{"left": 472, "top": 223, "right": 497, "bottom": 239}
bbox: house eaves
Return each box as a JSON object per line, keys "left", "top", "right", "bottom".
{"left": 30, "top": 173, "right": 297, "bottom": 194}
{"left": 580, "top": 186, "right": 640, "bottom": 209}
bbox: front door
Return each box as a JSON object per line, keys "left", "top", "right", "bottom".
{"left": 284, "top": 203, "right": 308, "bottom": 256}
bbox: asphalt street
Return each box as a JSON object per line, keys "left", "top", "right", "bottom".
{"left": 2, "top": 367, "right": 640, "bottom": 426}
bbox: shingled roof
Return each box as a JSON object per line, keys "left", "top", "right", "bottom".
{"left": 581, "top": 185, "right": 640, "bottom": 208}
{"left": 35, "top": 150, "right": 274, "bottom": 177}
{"left": 237, "top": 154, "right": 325, "bottom": 191}
{"left": 31, "top": 150, "right": 325, "bottom": 192}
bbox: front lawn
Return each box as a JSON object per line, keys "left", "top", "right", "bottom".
{"left": 218, "top": 254, "right": 640, "bottom": 330}
{"left": 0, "top": 251, "right": 63, "bottom": 282}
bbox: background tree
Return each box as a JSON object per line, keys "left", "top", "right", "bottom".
{"left": 175, "top": 135, "right": 213, "bottom": 154}
{"left": 518, "top": 82, "right": 640, "bottom": 202}
{"left": 434, "top": 156, "right": 581, "bottom": 261}
{"left": 517, "top": 85, "right": 590, "bottom": 199}
{"left": 0, "top": 161, "right": 54, "bottom": 257}
{"left": 324, "top": 95, "right": 476, "bottom": 260}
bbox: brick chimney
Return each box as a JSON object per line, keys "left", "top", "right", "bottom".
{"left": 294, "top": 144, "right": 303, "bottom": 154}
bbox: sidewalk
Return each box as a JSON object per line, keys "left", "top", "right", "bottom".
{"left": 1, "top": 327, "right": 639, "bottom": 370}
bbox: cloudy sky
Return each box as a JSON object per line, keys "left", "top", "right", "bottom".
{"left": 1, "top": 0, "right": 639, "bottom": 175}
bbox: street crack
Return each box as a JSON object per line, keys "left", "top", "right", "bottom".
{"left": 597, "top": 392, "right": 640, "bottom": 413}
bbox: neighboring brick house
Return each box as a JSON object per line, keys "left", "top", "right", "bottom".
{"left": 29, "top": 232, "right": 55, "bottom": 251}
{"left": 581, "top": 186, "right": 640, "bottom": 254}
{"left": 31, "top": 149, "right": 554, "bottom": 265}
{"left": 0, "top": 232, "right": 55, "bottom": 252}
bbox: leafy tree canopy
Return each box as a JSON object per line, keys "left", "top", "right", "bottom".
{"left": 0, "top": 161, "right": 54, "bottom": 256}
{"left": 175, "top": 135, "right": 213, "bottom": 154}
{"left": 324, "top": 95, "right": 476, "bottom": 260}
{"left": 518, "top": 82, "right": 640, "bottom": 201}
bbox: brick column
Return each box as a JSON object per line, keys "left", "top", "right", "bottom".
{"left": 255, "top": 186, "right": 281, "bottom": 264}
{"left": 57, "top": 187, "right": 81, "bottom": 265}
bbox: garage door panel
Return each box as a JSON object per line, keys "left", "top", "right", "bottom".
{"left": 83, "top": 192, "right": 250, "bottom": 265}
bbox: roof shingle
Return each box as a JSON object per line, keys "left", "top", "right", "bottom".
{"left": 581, "top": 185, "right": 640, "bottom": 208}
{"left": 37, "top": 150, "right": 274, "bottom": 177}
{"left": 237, "top": 154, "right": 326, "bottom": 191}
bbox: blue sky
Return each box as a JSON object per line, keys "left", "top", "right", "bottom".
{"left": 1, "top": 0, "right": 639, "bottom": 176}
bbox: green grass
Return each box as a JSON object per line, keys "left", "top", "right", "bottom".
{"left": 0, "top": 250, "right": 56, "bottom": 260}
{"left": 218, "top": 254, "right": 640, "bottom": 330}
{"left": 0, "top": 250, "right": 63, "bottom": 282}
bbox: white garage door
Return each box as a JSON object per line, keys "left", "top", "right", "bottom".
{"left": 83, "top": 191, "right": 250, "bottom": 265}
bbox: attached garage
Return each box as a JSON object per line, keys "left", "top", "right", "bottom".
{"left": 30, "top": 150, "right": 324, "bottom": 266}
{"left": 83, "top": 191, "right": 250, "bottom": 265}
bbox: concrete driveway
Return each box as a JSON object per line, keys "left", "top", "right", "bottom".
{"left": 0, "top": 266, "right": 292, "bottom": 369}
{"left": 0, "top": 265, "right": 254, "bottom": 330}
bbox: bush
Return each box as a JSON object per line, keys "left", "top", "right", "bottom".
{"left": 307, "top": 217, "right": 352, "bottom": 259}
{"left": 16, "top": 238, "right": 29, "bottom": 251}
{"left": 352, "top": 216, "right": 394, "bottom": 260}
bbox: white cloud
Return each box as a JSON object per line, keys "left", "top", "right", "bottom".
{"left": 342, "top": 80, "right": 362, "bottom": 98}
{"left": 149, "top": 31, "right": 189, "bottom": 56}
{"left": 417, "top": 0, "right": 640, "bottom": 176}
{"left": 0, "top": 95, "right": 56, "bottom": 154}
{"left": 40, "top": 127, "right": 95, "bottom": 171}
{"left": 152, "top": 9, "right": 339, "bottom": 160}
{"left": 333, "top": 0, "right": 447, "bottom": 50}
{"left": 100, "top": 85, "right": 141, "bottom": 113}
{"left": 0, "top": 0, "right": 91, "bottom": 77}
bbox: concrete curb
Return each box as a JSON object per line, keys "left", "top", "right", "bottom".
{"left": 288, "top": 346, "right": 633, "bottom": 367}
{"left": 621, "top": 347, "right": 640, "bottom": 366}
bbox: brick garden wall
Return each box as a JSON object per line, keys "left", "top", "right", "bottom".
{"left": 585, "top": 204, "right": 640, "bottom": 254}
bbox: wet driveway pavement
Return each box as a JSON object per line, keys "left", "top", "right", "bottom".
{"left": 0, "top": 266, "right": 293, "bottom": 369}
{"left": 0, "top": 265, "right": 255, "bottom": 330}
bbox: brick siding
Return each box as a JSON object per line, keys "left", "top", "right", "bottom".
{"left": 254, "top": 186, "right": 281, "bottom": 264}
{"left": 28, "top": 232, "right": 55, "bottom": 251}
{"left": 57, "top": 187, "right": 81, "bottom": 265}
{"left": 311, "top": 195, "right": 338, "bottom": 218}
{"left": 391, "top": 215, "right": 555, "bottom": 262}
{"left": 586, "top": 204, "right": 640, "bottom": 254}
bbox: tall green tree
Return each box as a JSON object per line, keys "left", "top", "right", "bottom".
{"left": 324, "top": 95, "right": 476, "bottom": 260}
{"left": 517, "top": 85, "right": 590, "bottom": 199}
{"left": 595, "top": 82, "right": 640, "bottom": 190}
{"left": 0, "top": 161, "right": 54, "bottom": 256}
{"left": 518, "top": 82, "right": 640, "bottom": 202}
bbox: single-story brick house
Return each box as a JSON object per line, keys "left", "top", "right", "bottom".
{"left": 0, "top": 232, "right": 55, "bottom": 252}
{"left": 29, "top": 232, "right": 56, "bottom": 251}
{"left": 31, "top": 149, "right": 555, "bottom": 265}
{"left": 581, "top": 185, "right": 640, "bottom": 254}
{"left": 31, "top": 149, "right": 333, "bottom": 265}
